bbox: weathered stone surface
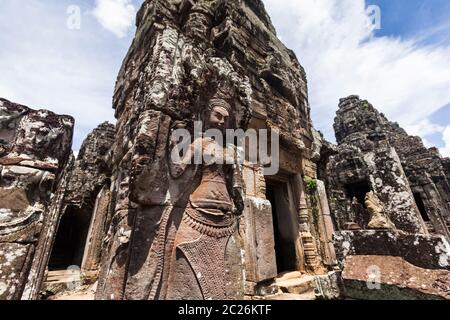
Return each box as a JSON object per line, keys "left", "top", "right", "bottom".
{"left": 0, "top": 244, "right": 34, "bottom": 300}
{"left": 243, "top": 197, "right": 277, "bottom": 283}
{"left": 0, "top": 98, "right": 73, "bottom": 172}
{"left": 8, "top": 0, "right": 450, "bottom": 302}
{"left": 64, "top": 122, "right": 115, "bottom": 208}
{"left": 0, "top": 97, "right": 74, "bottom": 300}
{"left": 443, "top": 158, "right": 450, "bottom": 180}
{"left": 342, "top": 255, "right": 450, "bottom": 300}
{"left": 275, "top": 274, "right": 315, "bottom": 295}
{"left": 334, "top": 230, "right": 450, "bottom": 271}
{"left": 314, "top": 271, "right": 343, "bottom": 300}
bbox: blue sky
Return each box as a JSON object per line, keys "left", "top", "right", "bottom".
{"left": 264, "top": 0, "right": 450, "bottom": 155}
{"left": 367, "top": 0, "right": 450, "bottom": 44}
{"left": 0, "top": 0, "right": 140, "bottom": 151}
{"left": 0, "top": 0, "right": 449, "bottom": 156}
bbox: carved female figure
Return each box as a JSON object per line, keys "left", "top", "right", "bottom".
{"left": 164, "top": 98, "right": 244, "bottom": 300}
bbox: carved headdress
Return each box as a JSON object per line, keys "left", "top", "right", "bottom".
{"left": 207, "top": 98, "right": 232, "bottom": 112}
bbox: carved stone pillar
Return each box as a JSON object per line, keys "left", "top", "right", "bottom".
{"left": 316, "top": 180, "right": 338, "bottom": 267}
{"left": 81, "top": 186, "right": 112, "bottom": 283}
{"left": 296, "top": 174, "right": 320, "bottom": 271}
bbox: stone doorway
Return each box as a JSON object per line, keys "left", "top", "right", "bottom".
{"left": 48, "top": 206, "right": 91, "bottom": 271}
{"left": 413, "top": 192, "right": 434, "bottom": 232}
{"left": 344, "top": 180, "right": 372, "bottom": 228}
{"left": 413, "top": 193, "right": 430, "bottom": 222}
{"left": 344, "top": 181, "right": 371, "bottom": 207}
{"left": 265, "top": 178, "right": 299, "bottom": 274}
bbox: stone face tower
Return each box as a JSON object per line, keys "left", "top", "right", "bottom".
{"left": 329, "top": 95, "right": 450, "bottom": 240}
{"left": 327, "top": 96, "right": 450, "bottom": 300}
{"left": 95, "top": 0, "right": 337, "bottom": 300}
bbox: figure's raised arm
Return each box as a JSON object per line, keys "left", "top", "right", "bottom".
{"left": 168, "top": 121, "right": 202, "bottom": 179}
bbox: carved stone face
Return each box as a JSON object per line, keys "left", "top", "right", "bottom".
{"left": 208, "top": 106, "right": 229, "bottom": 133}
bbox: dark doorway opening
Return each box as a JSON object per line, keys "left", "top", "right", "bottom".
{"left": 345, "top": 181, "right": 371, "bottom": 207}
{"left": 266, "top": 181, "right": 298, "bottom": 274}
{"left": 48, "top": 206, "right": 91, "bottom": 270}
{"left": 413, "top": 193, "right": 430, "bottom": 222}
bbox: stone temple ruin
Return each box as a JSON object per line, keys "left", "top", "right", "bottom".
{"left": 324, "top": 96, "right": 450, "bottom": 299}
{"left": 0, "top": 98, "right": 74, "bottom": 299}
{"left": 0, "top": 0, "right": 449, "bottom": 300}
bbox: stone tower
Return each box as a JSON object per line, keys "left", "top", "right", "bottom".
{"left": 329, "top": 95, "right": 450, "bottom": 240}
{"left": 327, "top": 96, "right": 450, "bottom": 300}
{"left": 95, "top": 0, "right": 338, "bottom": 300}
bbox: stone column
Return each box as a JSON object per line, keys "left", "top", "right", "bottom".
{"left": 241, "top": 164, "right": 277, "bottom": 294}
{"left": 21, "top": 158, "right": 74, "bottom": 300}
{"left": 316, "top": 180, "right": 338, "bottom": 267}
{"left": 81, "top": 186, "right": 111, "bottom": 283}
{"left": 295, "top": 174, "right": 320, "bottom": 271}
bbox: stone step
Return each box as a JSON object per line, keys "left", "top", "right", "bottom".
{"left": 270, "top": 292, "right": 317, "bottom": 301}
{"left": 46, "top": 282, "right": 97, "bottom": 301}
{"left": 275, "top": 274, "right": 316, "bottom": 295}
{"left": 45, "top": 270, "right": 81, "bottom": 284}
{"left": 275, "top": 271, "right": 303, "bottom": 282}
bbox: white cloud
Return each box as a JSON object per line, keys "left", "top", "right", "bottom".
{"left": 0, "top": 84, "right": 17, "bottom": 102}
{"left": 0, "top": 0, "right": 122, "bottom": 151}
{"left": 403, "top": 119, "right": 444, "bottom": 140}
{"left": 93, "top": 0, "right": 136, "bottom": 38}
{"left": 263, "top": 0, "right": 450, "bottom": 154}
{"left": 442, "top": 126, "right": 450, "bottom": 157}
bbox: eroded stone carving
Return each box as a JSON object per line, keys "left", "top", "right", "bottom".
{"left": 162, "top": 98, "right": 244, "bottom": 300}
{"left": 365, "top": 192, "right": 395, "bottom": 230}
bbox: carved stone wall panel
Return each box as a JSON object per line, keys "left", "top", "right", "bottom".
{"left": 93, "top": 0, "right": 330, "bottom": 300}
